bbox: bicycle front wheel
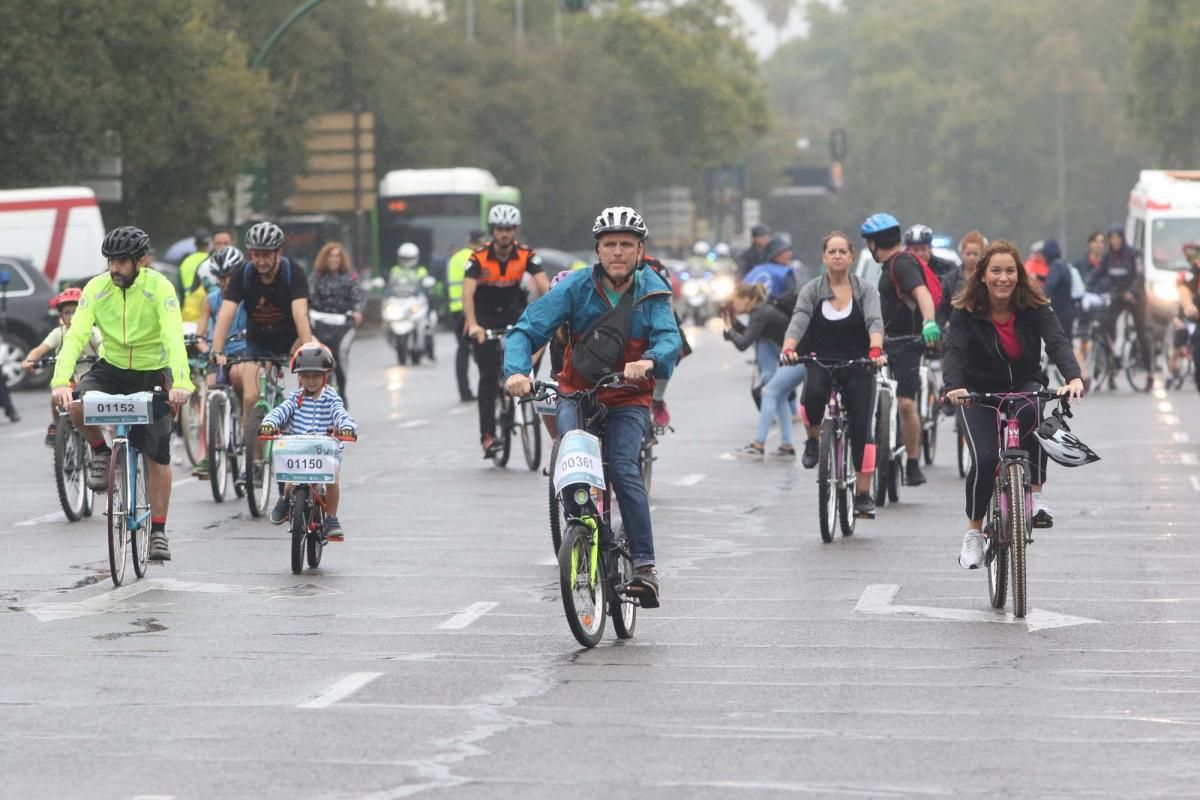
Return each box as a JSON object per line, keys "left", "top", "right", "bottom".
{"left": 519, "top": 398, "right": 542, "bottom": 471}
{"left": 922, "top": 392, "right": 939, "bottom": 466}
{"left": 290, "top": 486, "right": 310, "bottom": 575}
{"left": 986, "top": 495, "right": 1008, "bottom": 609}
{"left": 130, "top": 453, "right": 149, "bottom": 578}
{"left": 559, "top": 523, "right": 606, "bottom": 648}
{"left": 836, "top": 424, "right": 856, "bottom": 537}
{"left": 817, "top": 420, "right": 836, "bottom": 543}
{"left": 207, "top": 391, "right": 228, "bottom": 503}
{"left": 1123, "top": 332, "right": 1154, "bottom": 392}
{"left": 179, "top": 384, "right": 206, "bottom": 467}
{"left": 1007, "top": 462, "right": 1030, "bottom": 618}
{"left": 245, "top": 406, "right": 274, "bottom": 518}
{"left": 54, "top": 415, "right": 87, "bottom": 521}
{"left": 106, "top": 443, "right": 129, "bottom": 586}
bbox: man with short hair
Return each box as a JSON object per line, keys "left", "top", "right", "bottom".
{"left": 505, "top": 206, "right": 681, "bottom": 607}
{"left": 738, "top": 224, "right": 771, "bottom": 276}
{"left": 862, "top": 213, "right": 939, "bottom": 486}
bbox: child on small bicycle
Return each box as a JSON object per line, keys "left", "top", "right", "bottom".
{"left": 22, "top": 288, "right": 101, "bottom": 446}
{"left": 258, "top": 342, "right": 357, "bottom": 540}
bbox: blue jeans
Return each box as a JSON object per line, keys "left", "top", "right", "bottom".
{"left": 755, "top": 362, "right": 806, "bottom": 446}
{"left": 556, "top": 398, "right": 655, "bottom": 567}
{"left": 756, "top": 339, "right": 781, "bottom": 387}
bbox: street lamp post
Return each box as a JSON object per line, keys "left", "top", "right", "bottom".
{"left": 251, "top": 0, "right": 327, "bottom": 70}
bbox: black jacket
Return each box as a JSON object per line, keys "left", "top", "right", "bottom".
{"left": 724, "top": 303, "right": 789, "bottom": 351}
{"left": 942, "top": 304, "right": 1081, "bottom": 393}
{"left": 1086, "top": 246, "right": 1141, "bottom": 296}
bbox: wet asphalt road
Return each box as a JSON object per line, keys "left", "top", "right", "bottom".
{"left": 1, "top": 324, "right": 1199, "bottom": 799}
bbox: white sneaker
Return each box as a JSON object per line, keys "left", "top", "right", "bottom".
{"left": 959, "top": 530, "right": 985, "bottom": 569}
{"left": 1031, "top": 492, "right": 1053, "bottom": 529}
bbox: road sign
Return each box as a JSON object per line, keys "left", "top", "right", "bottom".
{"left": 285, "top": 111, "right": 375, "bottom": 214}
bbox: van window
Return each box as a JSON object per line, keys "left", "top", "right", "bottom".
{"left": 1134, "top": 219, "right": 1145, "bottom": 252}
{"left": 0, "top": 259, "right": 33, "bottom": 296}
{"left": 1148, "top": 218, "right": 1200, "bottom": 271}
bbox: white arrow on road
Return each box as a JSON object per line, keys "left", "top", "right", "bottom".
{"left": 20, "top": 578, "right": 340, "bottom": 622}
{"left": 854, "top": 584, "right": 1100, "bottom": 632}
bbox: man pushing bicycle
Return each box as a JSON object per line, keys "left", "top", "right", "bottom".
{"left": 50, "top": 226, "right": 194, "bottom": 562}
{"left": 504, "top": 206, "right": 682, "bottom": 607}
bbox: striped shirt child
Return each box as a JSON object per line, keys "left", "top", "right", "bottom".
{"left": 264, "top": 386, "right": 357, "bottom": 437}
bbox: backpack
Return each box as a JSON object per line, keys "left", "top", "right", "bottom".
{"left": 745, "top": 263, "right": 796, "bottom": 298}
{"left": 243, "top": 258, "right": 293, "bottom": 292}
{"left": 769, "top": 289, "right": 798, "bottom": 317}
{"left": 570, "top": 289, "right": 635, "bottom": 384}
{"left": 1068, "top": 263, "right": 1086, "bottom": 300}
{"left": 887, "top": 252, "right": 943, "bottom": 308}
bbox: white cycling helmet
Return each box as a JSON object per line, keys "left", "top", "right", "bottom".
{"left": 488, "top": 204, "right": 521, "bottom": 228}
{"left": 397, "top": 242, "right": 419, "bottom": 263}
{"left": 692, "top": 240, "right": 711, "bottom": 257}
{"left": 592, "top": 206, "right": 648, "bottom": 240}
{"left": 1035, "top": 406, "right": 1100, "bottom": 468}
{"left": 714, "top": 242, "right": 731, "bottom": 257}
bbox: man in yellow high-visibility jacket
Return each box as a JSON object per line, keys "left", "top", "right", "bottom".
{"left": 447, "top": 229, "right": 486, "bottom": 401}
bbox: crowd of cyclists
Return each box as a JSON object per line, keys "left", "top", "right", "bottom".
{"left": 17, "top": 193, "right": 1198, "bottom": 613}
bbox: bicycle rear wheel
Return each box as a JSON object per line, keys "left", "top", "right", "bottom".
{"left": 548, "top": 439, "right": 566, "bottom": 556}
{"left": 106, "top": 442, "right": 129, "bottom": 586}
{"left": 986, "top": 496, "right": 1007, "bottom": 609}
{"left": 956, "top": 420, "right": 970, "bottom": 479}
{"left": 493, "top": 392, "right": 513, "bottom": 467}
{"left": 130, "top": 454, "right": 149, "bottom": 578}
{"left": 887, "top": 454, "right": 901, "bottom": 503}
{"left": 922, "top": 391, "right": 938, "bottom": 466}
{"left": 1123, "top": 331, "right": 1154, "bottom": 392}
{"left": 607, "top": 537, "right": 637, "bottom": 640}
{"left": 54, "top": 415, "right": 87, "bottom": 521}
{"left": 1008, "top": 462, "right": 1030, "bottom": 618}
{"left": 179, "top": 385, "right": 206, "bottom": 467}
{"left": 817, "top": 420, "right": 836, "bottom": 543}
{"left": 290, "top": 486, "right": 309, "bottom": 575}
{"left": 559, "top": 523, "right": 606, "bottom": 648}
{"left": 245, "top": 406, "right": 273, "bottom": 517}
{"left": 207, "top": 392, "right": 228, "bottom": 503}
{"left": 519, "top": 398, "right": 542, "bottom": 471}
{"left": 872, "top": 394, "right": 892, "bottom": 507}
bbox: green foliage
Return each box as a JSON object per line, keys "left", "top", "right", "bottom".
{"left": 1129, "top": 0, "right": 1200, "bottom": 165}
{"left": 763, "top": 0, "right": 1148, "bottom": 252}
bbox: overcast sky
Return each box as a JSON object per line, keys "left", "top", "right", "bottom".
{"left": 729, "top": 0, "right": 808, "bottom": 57}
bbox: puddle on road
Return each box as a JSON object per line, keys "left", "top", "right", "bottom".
{"left": 93, "top": 617, "right": 167, "bottom": 641}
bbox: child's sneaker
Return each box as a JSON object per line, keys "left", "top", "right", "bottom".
{"left": 269, "top": 495, "right": 290, "bottom": 525}
{"left": 324, "top": 516, "right": 344, "bottom": 542}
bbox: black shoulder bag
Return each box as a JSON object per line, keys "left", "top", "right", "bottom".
{"left": 570, "top": 289, "right": 635, "bottom": 384}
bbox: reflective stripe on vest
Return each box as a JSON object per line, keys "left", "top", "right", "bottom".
{"left": 470, "top": 243, "right": 534, "bottom": 288}
{"left": 447, "top": 248, "right": 471, "bottom": 313}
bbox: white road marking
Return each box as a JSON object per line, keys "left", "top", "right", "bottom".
{"left": 1173, "top": 431, "right": 1191, "bottom": 444}
{"left": 1190, "top": 476, "right": 1200, "bottom": 493}
{"left": 438, "top": 601, "right": 499, "bottom": 629}
{"left": 398, "top": 419, "right": 428, "bottom": 429}
{"left": 719, "top": 452, "right": 737, "bottom": 461}
{"left": 449, "top": 405, "right": 470, "bottom": 416}
{"left": 15, "top": 511, "right": 67, "bottom": 527}
{"left": 1158, "top": 401, "right": 1174, "bottom": 413}
{"left": 853, "top": 584, "right": 1100, "bottom": 632}
{"left": 537, "top": 556, "right": 558, "bottom": 567}
{"left": 1182, "top": 453, "right": 1199, "bottom": 466}
{"left": 1162, "top": 414, "right": 1181, "bottom": 426}
{"left": 132, "top": 795, "right": 175, "bottom": 800}
{"left": 20, "top": 578, "right": 339, "bottom": 622}
{"left": 298, "top": 672, "right": 383, "bottom": 709}
{"left": 1154, "top": 387, "right": 1168, "bottom": 400}
{"left": 674, "top": 473, "right": 706, "bottom": 487}
{"left": 13, "top": 428, "right": 44, "bottom": 439}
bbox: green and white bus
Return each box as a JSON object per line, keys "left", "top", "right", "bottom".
{"left": 373, "top": 168, "right": 520, "bottom": 277}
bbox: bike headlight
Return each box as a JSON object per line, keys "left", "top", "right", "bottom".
{"left": 710, "top": 274, "right": 735, "bottom": 302}
{"left": 683, "top": 281, "right": 703, "bottom": 298}
{"left": 383, "top": 302, "right": 405, "bottom": 322}
{"left": 574, "top": 488, "right": 589, "bottom": 505}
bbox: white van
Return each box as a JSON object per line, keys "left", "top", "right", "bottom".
{"left": 1127, "top": 170, "right": 1200, "bottom": 314}
{"left": 0, "top": 186, "right": 106, "bottom": 287}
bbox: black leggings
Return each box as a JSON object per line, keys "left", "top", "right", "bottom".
{"left": 959, "top": 382, "right": 1048, "bottom": 521}
{"left": 801, "top": 364, "right": 876, "bottom": 472}
{"left": 1102, "top": 295, "right": 1152, "bottom": 370}
{"left": 473, "top": 338, "right": 502, "bottom": 438}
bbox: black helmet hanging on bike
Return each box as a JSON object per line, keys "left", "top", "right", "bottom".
{"left": 101, "top": 226, "right": 151, "bottom": 259}
{"left": 1035, "top": 405, "right": 1100, "bottom": 467}
{"left": 205, "top": 246, "right": 245, "bottom": 278}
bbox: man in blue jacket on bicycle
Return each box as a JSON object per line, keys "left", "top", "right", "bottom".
{"left": 504, "top": 206, "right": 682, "bottom": 607}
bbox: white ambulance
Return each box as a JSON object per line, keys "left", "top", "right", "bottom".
{"left": 1127, "top": 170, "right": 1200, "bottom": 315}
{"left": 0, "top": 186, "right": 106, "bottom": 287}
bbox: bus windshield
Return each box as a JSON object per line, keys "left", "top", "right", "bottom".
{"left": 1148, "top": 217, "right": 1200, "bottom": 271}
{"left": 379, "top": 194, "right": 482, "bottom": 268}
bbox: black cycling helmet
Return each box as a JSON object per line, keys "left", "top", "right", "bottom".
{"left": 101, "top": 226, "right": 151, "bottom": 259}
{"left": 290, "top": 342, "right": 335, "bottom": 374}
{"left": 205, "top": 246, "right": 245, "bottom": 278}
{"left": 245, "top": 221, "right": 285, "bottom": 251}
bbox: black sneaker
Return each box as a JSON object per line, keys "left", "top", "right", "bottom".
{"left": 801, "top": 437, "right": 819, "bottom": 469}
{"left": 44, "top": 425, "right": 56, "bottom": 448}
{"left": 481, "top": 434, "right": 501, "bottom": 458}
{"left": 905, "top": 460, "right": 927, "bottom": 486}
{"left": 628, "top": 565, "right": 660, "bottom": 608}
{"left": 854, "top": 491, "right": 876, "bottom": 519}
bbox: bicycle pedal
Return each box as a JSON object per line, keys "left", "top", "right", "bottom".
{"left": 854, "top": 510, "right": 876, "bottom": 520}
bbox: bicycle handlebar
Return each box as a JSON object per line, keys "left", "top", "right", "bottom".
{"left": 29, "top": 354, "right": 99, "bottom": 369}
{"left": 482, "top": 326, "right": 514, "bottom": 341}
{"left": 794, "top": 354, "right": 878, "bottom": 370}
{"left": 529, "top": 371, "right": 634, "bottom": 402}
{"left": 257, "top": 431, "right": 357, "bottom": 442}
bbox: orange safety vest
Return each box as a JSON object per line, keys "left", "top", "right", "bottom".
{"left": 469, "top": 242, "right": 536, "bottom": 287}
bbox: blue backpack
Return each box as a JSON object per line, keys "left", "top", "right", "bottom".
{"left": 744, "top": 262, "right": 796, "bottom": 298}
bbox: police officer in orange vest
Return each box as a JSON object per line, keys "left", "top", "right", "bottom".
{"left": 463, "top": 204, "right": 550, "bottom": 457}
